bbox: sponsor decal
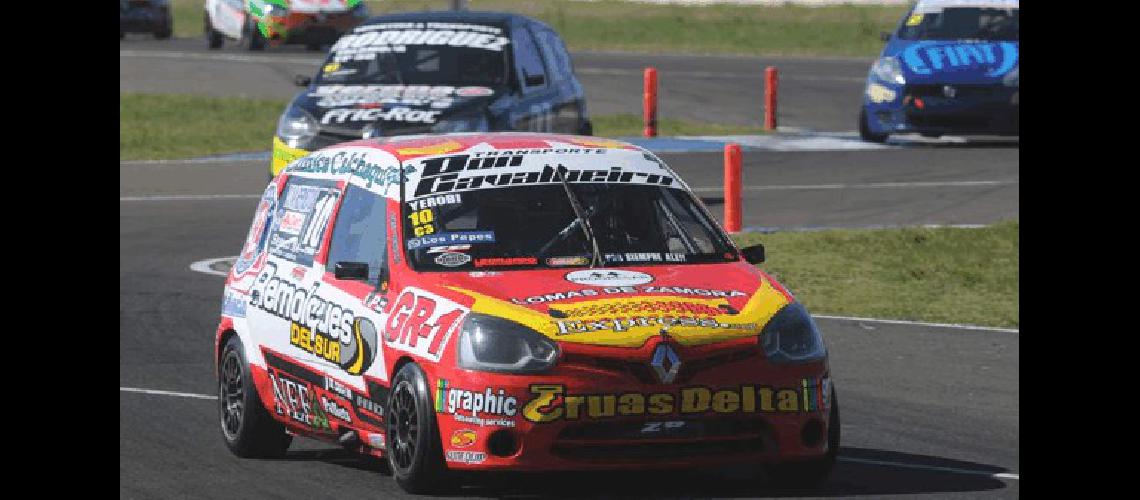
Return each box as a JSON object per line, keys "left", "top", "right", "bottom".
{"left": 456, "top": 86, "right": 494, "bottom": 97}
{"left": 905, "top": 13, "right": 923, "bottom": 26}
{"left": 603, "top": 252, "right": 686, "bottom": 263}
{"left": 321, "top": 107, "right": 442, "bottom": 125}
{"left": 321, "top": 395, "right": 353, "bottom": 423}
{"left": 412, "top": 154, "right": 675, "bottom": 197}
{"left": 269, "top": 371, "right": 332, "bottom": 431}
{"left": 565, "top": 269, "right": 653, "bottom": 287}
{"left": 435, "top": 252, "right": 472, "bottom": 267}
{"left": 287, "top": 150, "right": 416, "bottom": 191}
{"left": 397, "top": 140, "right": 465, "bottom": 157}
{"left": 435, "top": 379, "right": 518, "bottom": 427}
{"left": 221, "top": 290, "right": 248, "bottom": 318}
{"left": 388, "top": 213, "right": 401, "bottom": 263}
{"left": 264, "top": 349, "right": 386, "bottom": 429}
{"left": 553, "top": 316, "right": 757, "bottom": 335}
{"left": 900, "top": 41, "right": 1018, "bottom": 77}
{"left": 269, "top": 182, "right": 340, "bottom": 265}
{"left": 384, "top": 289, "right": 467, "bottom": 362}
{"left": 250, "top": 263, "right": 379, "bottom": 376}
{"left": 523, "top": 378, "right": 830, "bottom": 423}
{"left": 468, "top": 271, "right": 501, "bottom": 277}
{"left": 556, "top": 300, "right": 724, "bottom": 318}
{"left": 427, "top": 244, "right": 471, "bottom": 254}
{"left": 546, "top": 256, "right": 590, "bottom": 267}
{"left": 279, "top": 210, "right": 306, "bottom": 235}
{"left": 406, "top": 230, "right": 495, "bottom": 250}
{"left": 369, "top": 433, "right": 386, "bottom": 448}
{"left": 510, "top": 286, "right": 747, "bottom": 305}
{"left": 233, "top": 184, "right": 277, "bottom": 275}
{"left": 446, "top": 450, "right": 487, "bottom": 464}
{"left": 331, "top": 22, "right": 510, "bottom": 63}
{"left": 474, "top": 257, "right": 537, "bottom": 267}
{"left": 450, "top": 429, "right": 478, "bottom": 448}
{"left": 407, "top": 193, "right": 462, "bottom": 211}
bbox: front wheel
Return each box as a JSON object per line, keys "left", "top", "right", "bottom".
{"left": 386, "top": 363, "right": 451, "bottom": 494}
{"left": 206, "top": 14, "right": 224, "bottom": 49}
{"left": 218, "top": 335, "right": 292, "bottom": 458}
{"left": 245, "top": 18, "right": 266, "bottom": 51}
{"left": 764, "top": 387, "right": 840, "bottom": 489}
{"left": 859, "top": 109, "right": 888, "bottom": 143}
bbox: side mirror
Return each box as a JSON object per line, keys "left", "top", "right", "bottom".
{"left": 741, "top": 244, "right": 765, "bottom": 264}
{"left": 294, "top": 74, "right": 312, "bottom": 87}
{"left": 524, "top": 73, "right": 546, "bottom": 87}
{"left": 334, "top": 261, "right": 369, "bottom": 280}
{"left": 880, "top": 31, "right": 892, "bottom": 42}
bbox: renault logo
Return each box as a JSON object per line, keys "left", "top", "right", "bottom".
{"left": 650, "top": 343, "right": 681, "bottom": 384}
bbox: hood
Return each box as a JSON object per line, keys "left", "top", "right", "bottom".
{"left": 421, "top": 263, "right": 794, "bottom": 348}
{"left": 884, "top": 39, "right": 1018, "bottom": 85}
{"left": 294, "top": 84, "right": 502, "bottom": 138}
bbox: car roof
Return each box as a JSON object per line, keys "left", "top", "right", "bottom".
{"left": 361, "top": 10, "right": 538, "bottom": 28}
{"left": 913, "top": 0, "right": 1019, "bottom": 14}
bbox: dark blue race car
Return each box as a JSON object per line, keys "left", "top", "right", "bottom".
{"left": 859, "top": 0, "right": 1018, "bottom": 142}
{"left": 120, "top": 0, "right": 174, "bottom": 40}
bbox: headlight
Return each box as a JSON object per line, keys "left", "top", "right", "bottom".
{"left": 457, "top": 314, "right": 559, "bottom": 373}
{"left": 431, "top": 113, "right": 490, "bottom": 134}
{"left": 1002, "top": 65, "right": 1019, "bottom": 88}
{"left": 871, "top": 57, "right": 906, "bottom": 85}
{"left": 264, "top": 4, "right": 287, "bottom": 17}
{"left": 760, "top": 302, "right": 826, "bottom": 364}
{"left": 276, "top": 106, "right": 318, "bottom": 148}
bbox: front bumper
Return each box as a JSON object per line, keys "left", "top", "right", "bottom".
{"left": 433, "top": 344, "right": 834, "bottom": 471}
{"left": 271, "top": 136, "right": 310, "bottom": 177}
{"left": 864, "top": 82, "right": 1019, "bottom": 136}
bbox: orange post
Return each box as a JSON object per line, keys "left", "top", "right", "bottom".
{"left": 643, "top": 67, "right": 658, "bottom": 137}
{"left": 724, "top": 143, "right": 742, "bottom": 233}
{"left": 764, "top": 66, "right": 778, "bottom": 131}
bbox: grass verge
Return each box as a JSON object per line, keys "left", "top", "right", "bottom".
{"left": 732, "top": 222, "right": 1019, "bottom": 328}
{"left": 170, "top": 0, "right": 906, "bottom": 58}
{"left": 120, "top": 93, "right": 285, "bottom": 161}
{"left": 120, "top": 93, "right": 764, "bottom": 160}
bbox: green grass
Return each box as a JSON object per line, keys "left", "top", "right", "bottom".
{"left": 120, "top": 93, "right": 286, "bottom": 161}
{"left": 732, "top": 222, "right": 1020, "bottom": 328}
{"left": 171, "top": 0, "right": 907, "bottom": 57}
{"left": 119, "top": 93, "right": 766, "bottom": 160}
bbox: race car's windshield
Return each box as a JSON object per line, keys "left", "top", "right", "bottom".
{"left": 402, "top": 184, "right": 739, "bottom": 271}
{"left": 898, "top": 8, "right": 1019, "bottom": 41}
{"left": 317, "top": 22, "right": 510, "bottom": 87}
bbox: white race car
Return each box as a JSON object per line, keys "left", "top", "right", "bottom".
{"left": 205, "top": 0, "right": 369, "bottom": 51}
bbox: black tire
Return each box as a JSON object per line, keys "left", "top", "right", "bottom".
{"left": 120, "top": 30, "right": 125, "bottom": 40}
{"left": 579, "top": 118, "right": 594, "bottom": 136}
{"left": 246, "top": 18, "right": 266, "bottom": 51}
{"left": 859, "top": 109, "right": 888, "bottom": 143}
{"left": 206, "top": 14, "right": 224, "bottom": 49}
{"left": 218, "top": 335, "right": 293, "bottom": 458}
{"left": 386, "top": 363, "right": 452, "bottom": 494}
{"left": 305, "top": 42, "right": 323, "bottom": 51}
{"left": 155, "top": 28, "right": 172, "bottom": 40}
{"left": 764, "top": 387, "right": 840, "bottom": 489}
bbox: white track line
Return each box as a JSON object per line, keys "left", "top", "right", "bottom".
{"left": 120, "top": 387, "right": 217, "bottom": 400}
{"left": 839, "top": 457, "right": 1019, "bottom": 481}
{"left": 118, "top": 383, "right": 1023, "bottom": 481}
{"left": 189, "top": 256, "right": 234, "bottom": 277}
{"left": 815, "top": 315, "right": 1018, "bottom": 333}
{"left": 120, "top": 194, "right": 261, "bottom": 202}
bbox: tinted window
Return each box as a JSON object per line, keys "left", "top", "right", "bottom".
{"left": 268, "top": 177, "right": 341, "bottom": 266}
{"left": 898, "top": 7, "right": 1018, "bottom": 41}
{"left": 326, "top": 185, "right": 388, "bottom": 285}
{"left": 513, "top": 26, "right": 547, "bottom": 90}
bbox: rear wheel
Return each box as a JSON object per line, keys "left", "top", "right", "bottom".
{"left": 764, "top": 387, "right": 840, "bottom": 489}
{"left": 859, "top": 109, "right": 888, "bottom": 143}
{"left": 387, "top": 363, "right": 452, "bottom": 494}
{"left": 218, "top": 335, "right": 292, "bottom": 458}
{"left": 305, "top": 42, "right": 323, "bottom": 51}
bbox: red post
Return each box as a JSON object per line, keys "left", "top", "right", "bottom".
{"left": 724, "top": 143, "right": 742, "bottom": 233}
{"left": 643, "top": 67, "right": 658, "bottom": 137}
{"left": 764, "top": 66, "right": 778, "bottom": 131}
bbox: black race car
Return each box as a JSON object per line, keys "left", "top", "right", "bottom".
{"left": 120, "top": 0, "right": 173, "bottom": 40}
{"left": 270, "top": 10, "right": 593, "bottom": 177}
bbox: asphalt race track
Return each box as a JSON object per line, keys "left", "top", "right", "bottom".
{"left": 119, "top": 35, "right": 1019, "bottom": 498}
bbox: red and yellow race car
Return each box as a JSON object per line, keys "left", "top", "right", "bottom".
{"left": 215, "top": 132, "right": 839, "bottom": 493}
